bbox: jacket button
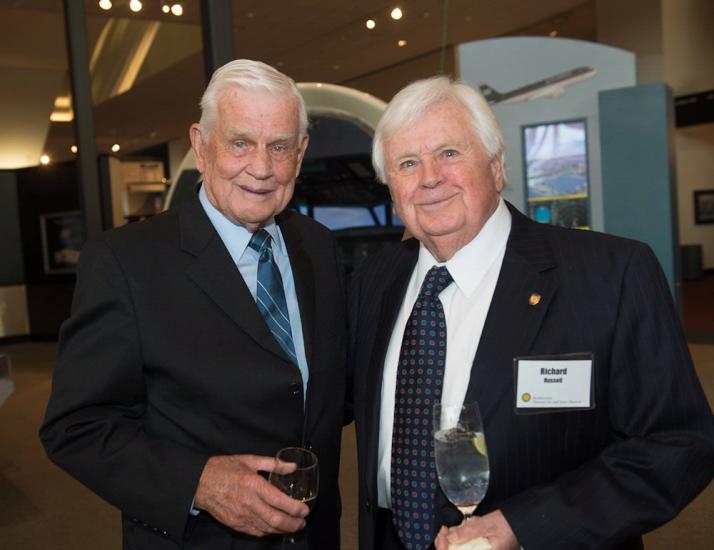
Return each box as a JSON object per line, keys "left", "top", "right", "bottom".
{"left": 288, "top": 383, "right": 301, "bottom": 396}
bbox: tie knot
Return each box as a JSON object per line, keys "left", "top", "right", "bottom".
{"left": 248, "top": 228, "right": 272, "bottom": 254}
{"left": 418, "top": 265, "right": 453, "bottom": 300}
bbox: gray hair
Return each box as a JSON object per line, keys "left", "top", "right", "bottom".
{"left": 199, "top": 59, "right": 308, "bottom": 140}
{"left": 372, "top": 75, "right": 506, "bottom": 183}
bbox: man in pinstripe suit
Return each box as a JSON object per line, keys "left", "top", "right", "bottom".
{"left": 348, "top": 76, "right": 714, "bottom": 550}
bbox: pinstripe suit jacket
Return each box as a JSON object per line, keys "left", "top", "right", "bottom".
{"left": 348, "top": 203, "right": 714, "bottom": 550}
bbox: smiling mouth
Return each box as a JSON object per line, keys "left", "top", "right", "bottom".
{"left": 239, "top": 185, "right": 274, "bottom": 196}
{"left": 417, "top": 194, "right": 457, "bottom": 210}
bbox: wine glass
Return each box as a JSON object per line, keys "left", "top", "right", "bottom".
{"left": 433, "top": 401, "right": 490, "bottom": 521}
{"left": 268, "top": 447, "right": 319, "bottom": 545}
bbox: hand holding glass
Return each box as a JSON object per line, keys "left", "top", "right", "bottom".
{"left": 268, "top": 447, "right": 319, "bottom": 544}
{"left": 433, "top": 401, "right": 490, "bottom": 520}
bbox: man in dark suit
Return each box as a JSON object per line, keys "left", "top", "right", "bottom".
{"left": 40, "top": 59, "right": 346, "bottom": 549}
{"left": 348, "top": 76, "right": 714, "bottom": 550}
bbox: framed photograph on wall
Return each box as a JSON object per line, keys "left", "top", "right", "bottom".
{"left": 40, "top": 211, "right": 84, "bottom": 275}
{"left": 694, "top": 190, "right": 714, "bottom": 224}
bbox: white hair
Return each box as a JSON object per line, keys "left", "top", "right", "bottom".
{"left": 199, "top": 59, "right": 308, "bottom": 140}
{"left": 372, "top": 75, "right": 506, "bottom": 183}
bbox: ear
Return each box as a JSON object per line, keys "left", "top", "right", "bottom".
{"left": 294, "top": 134, "right": 310, "bottom": 178}
{"left": 189, "top": 123, "right": 207, "bottom": 173}
{"left": 489, "top": 156, "right": 505, "bottom": 193}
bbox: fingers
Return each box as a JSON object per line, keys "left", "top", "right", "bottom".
{"left": 434, "top": 526, "right": 450, "bottom": 550}
{"left": 272, "top": 458, "right": 299, "bottom": 475}
{"left": 193, "top": 454, "right": 309, "bottom": 537}
{"left": 445, "top": 511, "right": 518, "bottom": 550}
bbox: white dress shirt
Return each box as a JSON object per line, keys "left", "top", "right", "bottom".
{"left": 377, "top": 198, "right": 512, "bottom": 508}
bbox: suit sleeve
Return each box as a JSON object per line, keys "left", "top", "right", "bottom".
{"left": 39, "top": 238, "right": 209, "bottom": 543}
{"left": 499, "top": 243, "right": 714, "bottom": 549}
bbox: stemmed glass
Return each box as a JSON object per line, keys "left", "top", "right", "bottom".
{"left": 433, "top": 401, "right": 490, "bottom": 522}
{"left": 268, "top": 447, "right": 319, "bottom": 546}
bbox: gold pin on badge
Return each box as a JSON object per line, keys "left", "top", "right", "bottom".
{"left": 529, "top": 293, "right": 541, "bottom": 306}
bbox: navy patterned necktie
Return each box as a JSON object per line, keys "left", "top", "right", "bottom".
{"left": 391, "top": 265, "right": 454, "bottom": 550}
{"left": 247, "top": 229, "right": 297, "bottom": 364}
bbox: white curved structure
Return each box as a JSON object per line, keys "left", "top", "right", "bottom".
{"left": 297, "top": 82, "right": 386, "bottom": 135}
{"left": 166, "top": 83, "right": 386, "bottom": 210}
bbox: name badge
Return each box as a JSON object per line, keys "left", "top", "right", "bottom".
{"left": 514, "top": 353, "right": 594, "bottom": 413}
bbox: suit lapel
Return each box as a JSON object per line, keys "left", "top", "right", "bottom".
{"left": 465, "top": 204, "right": 558, "bottom": 421}
{"left": 278, "top": 212, "right": 316, "bottom": 368}
{"left": 364, "top": 240, "right": 419, "bottom": 495}
{"left": 180, "top": 192, "right": 290, "bottom": 362}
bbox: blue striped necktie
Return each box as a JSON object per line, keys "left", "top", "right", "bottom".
{"left": 248, "top": 229, "right": 297, "bottom": 364}
{"left": 391, "top": 265, "right": 453, "bottom": 550}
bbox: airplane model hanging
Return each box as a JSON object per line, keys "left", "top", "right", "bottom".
{"left": 479, "top": 66, "right": 597, "bottom": 105}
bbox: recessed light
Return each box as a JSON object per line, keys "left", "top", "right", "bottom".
{"left": 70, "top": 145, "right": 78, "bottom": 154}
{"left": 366, "top": 19, "right": 376, "bottom": 30}
{"left": 549, "top": 30, "right": 558, "bottom": 37}
{"left": 171, "top": 3, "right": 183, "bottom": 16}
{"left": 129, "top": 0, "right": 142, "bottom": 13}
{"left": 398, "top": 39, "right": 407, "bottom": 47}
{"left": 162, "top": 4, "right": 170, "bottom": 13}
{"left": 391, "top": 7, "right": 403, "bottom": 20}
{"left": 98, "top": 0, "right": 112, "bottom": 10}
{"left": 40, "top": 154, "right": 50, "bottom": 165}
{"left": 112, "top": 144, "right": 121, "bottom": 153}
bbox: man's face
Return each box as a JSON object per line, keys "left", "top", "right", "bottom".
{"left": 190, "top": 87, "right": 308, "bottom": 231}
{"left": 384, "top": 100, "right": 504, "bottom": 260}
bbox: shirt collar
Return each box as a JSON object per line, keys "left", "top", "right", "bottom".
{"left": 198, "top": 184, "right": 283, "bottom": 260}
{"left": 417, "top": 198, "right": 511, "bottom": 297}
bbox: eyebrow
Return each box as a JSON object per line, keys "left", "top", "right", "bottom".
{"left": 392, "top": 141, "right": 464, "bottom": 161}
{"left": 224, "top": 130, "right": 297, "bottom": 144}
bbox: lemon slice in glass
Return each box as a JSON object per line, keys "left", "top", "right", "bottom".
{"left": 471, "top": 433, "right": 487, "bottom": 455}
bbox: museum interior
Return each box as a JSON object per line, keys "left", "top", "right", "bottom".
{"left": 0, "top": 0, "right": 712, "bottom": 548}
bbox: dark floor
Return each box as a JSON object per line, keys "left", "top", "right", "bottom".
{"left": 682, "top": 271, "right": 714, "bottom": 344}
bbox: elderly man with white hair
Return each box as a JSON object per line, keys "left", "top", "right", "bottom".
{"left": 41, "top": 60, "right": 347, "bottom": 549}
{"left": 348, "top": 75, "right": 714, "bottom": 550}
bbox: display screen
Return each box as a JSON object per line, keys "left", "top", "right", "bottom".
{"left": 522, "top": 120, "right": 590, "bottom": 229}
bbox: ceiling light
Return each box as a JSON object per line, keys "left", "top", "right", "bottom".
{"left": 112, "top": 143, "right": 121, "bottom": 153}
{"left": 366, "top": 19, "right": 376, "bottom": 30}
{"left": 98, "top": 0, "right": 112, "bottom": 10}
{"left": 171, "top": 3, "right": 183, "bottom": 16}
{"left": 40, "top": 155, "right": 50, "bottom": 165}
{"left": 549, "top": 30, "right": 559, "bottom": 37}
{"left": 391, "top": 7, "right": 403, "bottom": 20}
{"left": 162, "top": 4, "right": 170, "bottom": 13}
{"left": 71, "top": 145, "right": 78, "bottom": 154}
{"left": 398, "top": 39, "right": 407, "bottom": 47}
{"left": 129, "top": 0, "right": 142, "bottom": 13}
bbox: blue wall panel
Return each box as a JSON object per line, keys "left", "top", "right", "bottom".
{"left": 599, "top": 83, "right": 679, "bottom": 298}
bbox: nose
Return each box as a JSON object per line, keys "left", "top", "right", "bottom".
{"left": 247, "top": 147, "right": 273, "bottom": 180}
{"left": 419, "top": 155, "right": 441, "bottom": 188}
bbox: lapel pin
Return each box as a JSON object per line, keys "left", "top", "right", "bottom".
{"left": 529, "top": 293, "right": 541, "bottom": 306}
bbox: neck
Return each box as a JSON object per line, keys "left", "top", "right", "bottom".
{"left": 423, "top": 233, "right": 470, "bottom": 263}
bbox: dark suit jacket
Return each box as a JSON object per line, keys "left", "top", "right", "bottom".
{"left": 40, "top": 191, "right": 346, "bottom": 549}
{"left": 349, "top": 203, "right": 714, "bottom": 550}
